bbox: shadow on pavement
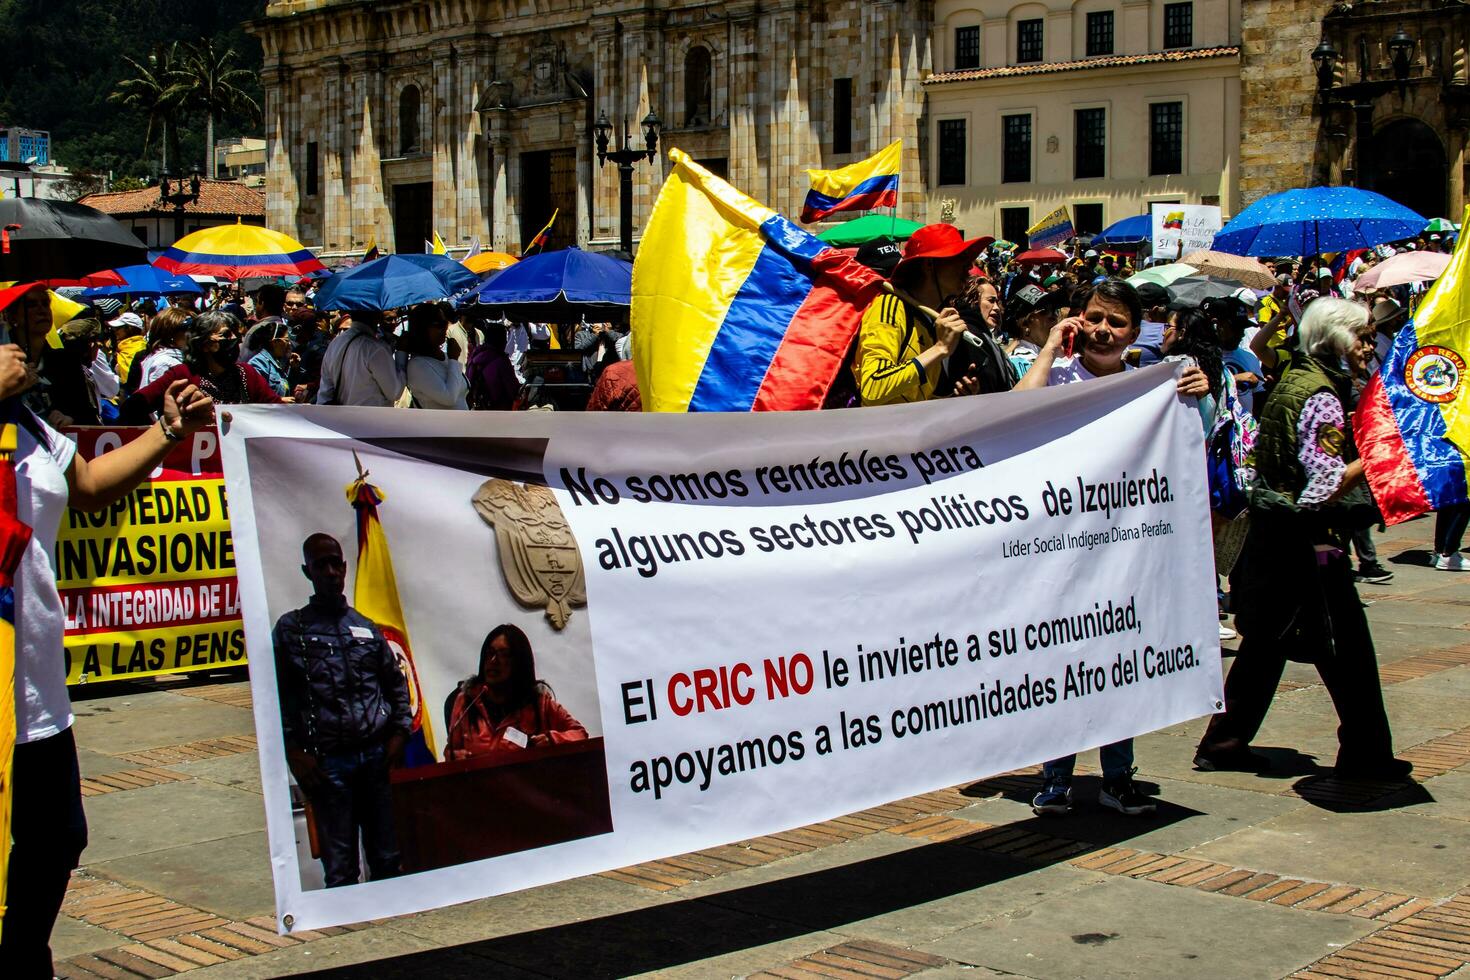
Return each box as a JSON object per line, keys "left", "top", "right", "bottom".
{"left": 1292, "top": 774, "right": 1433, "bottom": 813}
{"left": 297, "top": 808, "right": 1196, "bottom": 979}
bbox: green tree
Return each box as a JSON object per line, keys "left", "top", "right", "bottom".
{"left": 108, "top": 42, "right": 187, "bottom": 171}
{"left": 172, "top": 38, "right": 261, "bottom": 178}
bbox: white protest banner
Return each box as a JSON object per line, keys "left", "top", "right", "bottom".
{"left": 218, "top": 365, "right": 1223, "bottom": 932}
{"left": 1151, "top": 203, "right": 1222, "bottom": 257}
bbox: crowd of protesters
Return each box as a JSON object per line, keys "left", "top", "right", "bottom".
{"left": 0, "top": 215, "right": 1456, "bottom": 973}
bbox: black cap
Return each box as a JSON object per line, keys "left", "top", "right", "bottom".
{"left": 1133, "top": 282, "right": 1168, "bottom": 310}
{"left": 1007, "top": 283, "right": 1070, "bottom": 318}
{"left": 855, "top": 237, "right": 904, "bottom": 277}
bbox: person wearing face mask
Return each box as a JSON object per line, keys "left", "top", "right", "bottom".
{"left": 855, "top": 224, "right": 993, "bottom": 406}
{"left": 122, "top": 311, "right": 282, "bottom": 422}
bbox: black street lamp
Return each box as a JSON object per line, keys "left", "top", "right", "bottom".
{"left": 1311, "top": 28, "right": 1416, "bottom": 191}
{"left": 594, "top": 109, "right": 661, "bottom": 254}
{"left": 1387, "top": 26, "right": 1416, "bottom": 96}
{"left": 159, "top": 167, "right": 203, "bottom": 245}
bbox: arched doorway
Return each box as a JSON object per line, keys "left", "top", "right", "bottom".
{"left": 1369, "top": 118, "right": 1446, "bottom": 219}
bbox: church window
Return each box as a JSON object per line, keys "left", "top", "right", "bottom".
{"left": 684, "top": 47, "right": 713, "bottom": 127}
{"left": 400, "top": 85, "right": 422, "bottom": 154}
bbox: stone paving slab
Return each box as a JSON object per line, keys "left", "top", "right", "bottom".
{"left": 71, "top": 689, "right": 254, "bottom": 755}
{"left": 91, "top": 832, "right": 276, "bottom": 921}
{"left": 925, "top": 873, "right": 1376, "bottom": 980}
{"left": 1180, "top": 806, "right": 1470, "bottom": 898}
{"left": 79, "top": 780, "right": 267, "bottom": 864}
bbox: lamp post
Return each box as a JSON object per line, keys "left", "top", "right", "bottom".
{"left": 158, "top": 167, "right": 203, "bottom": 246}
{"left": 593, "top": 109, "right": 661, "bottom": 254}
{"left": 1311, "top": 28, "right": 1416, "bottom": 191}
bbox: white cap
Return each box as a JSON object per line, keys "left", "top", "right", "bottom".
{"left": 108, "top": 312, "right": 145, "bottom": 332}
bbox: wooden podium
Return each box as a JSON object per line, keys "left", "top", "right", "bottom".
{"left": 389, "top": 737, "right": 614, "bottom": 874}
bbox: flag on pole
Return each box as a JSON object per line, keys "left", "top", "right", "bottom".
{"left": 1354, "top": 205, "right": 1470, "bottom": 524}
{"left": 525, "top": 209, "right": 558, "bottom": 254}
{"left": 346, "top": 460, "right": 437, "bottom": 767}
{"left": 801, "top": 139, "right": 902, "bottom": 223}
{"left": 1027, "top": 207, "right": 1075, "bottom": 250}
{"left": 633, "top": 149, "right": 884, "bottom": 412}
{"left": 429, "top": 231, "right": 448, "bottom": 255}
{"left": 465, "top": 237, "right": 482, "bottom": 259}
{"left": 362, "top": 237, "right": 379, "bottom": 263}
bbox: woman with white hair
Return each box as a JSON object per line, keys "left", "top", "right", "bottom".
{"left": 1195, "top": 297, "right": 1411, "bottom": 780}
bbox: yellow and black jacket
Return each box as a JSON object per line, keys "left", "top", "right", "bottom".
{"left": 857, "top": 293, "right": 941, "bottom": 406}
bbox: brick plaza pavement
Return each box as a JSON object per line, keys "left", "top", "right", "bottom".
{"left": 47, "top": 518, "right": 1470, "bottom": 979}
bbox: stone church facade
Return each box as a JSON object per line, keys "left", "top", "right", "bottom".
{"left": 250, "top": 0, "right": 934, "bottom": 258}
{"left": 1238, "top": 0, "right": 1470, "bottom": 216}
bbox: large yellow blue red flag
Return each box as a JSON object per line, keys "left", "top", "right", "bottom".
{"left": 633, "top": 149, "right": 884, "bottom": 412}
{"left": 346, "top": 466, "right": 437, "bottom": 767}
{"left": 1355, "top": 205, "right": 1470, "bottom": 523}
{"left": 801, "top": 139, "right": 902, "bottom": 223}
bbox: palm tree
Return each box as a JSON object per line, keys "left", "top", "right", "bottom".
{"left": 108, "top": 43, "right": 186, "bottom": 171}
{"left": 172, "top": 39, "right": 261, "bottom": 178}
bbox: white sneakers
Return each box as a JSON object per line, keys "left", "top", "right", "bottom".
{"left": 1219, "top": 624, "right": 1238, "bottom": 640}
{"left": 1435, "top": 553, "right": 1470, "bottom": 571}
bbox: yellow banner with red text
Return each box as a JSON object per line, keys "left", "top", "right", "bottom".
{"left": 58, "top": 427, "right": 246, "bottom": 684}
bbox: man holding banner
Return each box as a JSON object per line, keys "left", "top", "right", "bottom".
{"left": 272, "top": 532, "right": 412, "bottom": 888}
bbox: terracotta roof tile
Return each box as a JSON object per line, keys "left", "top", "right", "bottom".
{"left": 81, "top": 179, "right": 265, "bottom": 218}
{"left": 924, "top": 46, "right": 1241, "bottom": 85}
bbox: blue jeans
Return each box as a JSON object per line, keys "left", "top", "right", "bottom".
{"left": 1044, "top": 738, "right": 1134, "bottom": 783}
{"left": 312, "top": 743, "right": 402, "bottom": 888}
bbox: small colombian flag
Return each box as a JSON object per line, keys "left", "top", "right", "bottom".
{"left": 526, "top": 208, "right": 558, "bottom": 254}
{"left": 801, "top": 139, "right": 901, "bottom": 224}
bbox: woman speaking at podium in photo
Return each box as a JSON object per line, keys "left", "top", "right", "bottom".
{"left": 444, "top": 624, "right": 588, "bottom": 762}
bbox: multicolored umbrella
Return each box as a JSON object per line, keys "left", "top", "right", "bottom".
{"left": 1425, "top": 217, "right": 1461, "bottom": 234}
{"left": 153, "top": 222, "right": 326, "bottom": 282}
{"left": 462, "top": 251, "right": 518, "bottom": 276}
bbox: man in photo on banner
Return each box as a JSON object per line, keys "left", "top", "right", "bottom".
{"left": 272, "top": 533, "right": 412, "bottom": 888}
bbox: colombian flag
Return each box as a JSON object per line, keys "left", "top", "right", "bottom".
{"left": 1354, "top": 206, "right": 1470, "bottom": 523}
{"left": 346, "top": 469, "right": 437, "bottom": 767}
{"left": 801, "top": 139, "right": 902, "bottom": 223}
{"left": 633, "top": 150, "right": 883, "bottom": 412}
{"left": 1027, "top": 206, "right": 1075, "bottom": 251}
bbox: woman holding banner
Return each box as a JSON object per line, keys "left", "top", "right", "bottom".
{"left": 1015, "top": 279, "right": 1210, "bottom": 817}
{"left": 0, "top": 282, "right": 215, "bottom": 975}
{"left": 444, "top": 624, "right": 587, "bottom": 763}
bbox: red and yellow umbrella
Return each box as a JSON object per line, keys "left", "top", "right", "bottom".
{"left": 154, "top": 222, "right": 326, "bottom": 282}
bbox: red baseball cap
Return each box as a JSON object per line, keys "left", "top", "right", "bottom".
{"left": 893, "top": 224, "right": 994, "bottom": 278}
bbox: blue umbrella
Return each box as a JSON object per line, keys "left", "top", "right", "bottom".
{"left": 311, "top": 253, "right": 481, "bottom": 311}
{"left": 81, "top": 264, "right": 203, "bottom": 298}
{"left": 469, "top": 247, "right": 630, "bottom": 321}
{"left": 1092, "top": 214, "right": 1151, "bottom": 246}
{"left": 1212, "top": 187, "right": 1426, "bottom": 257}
